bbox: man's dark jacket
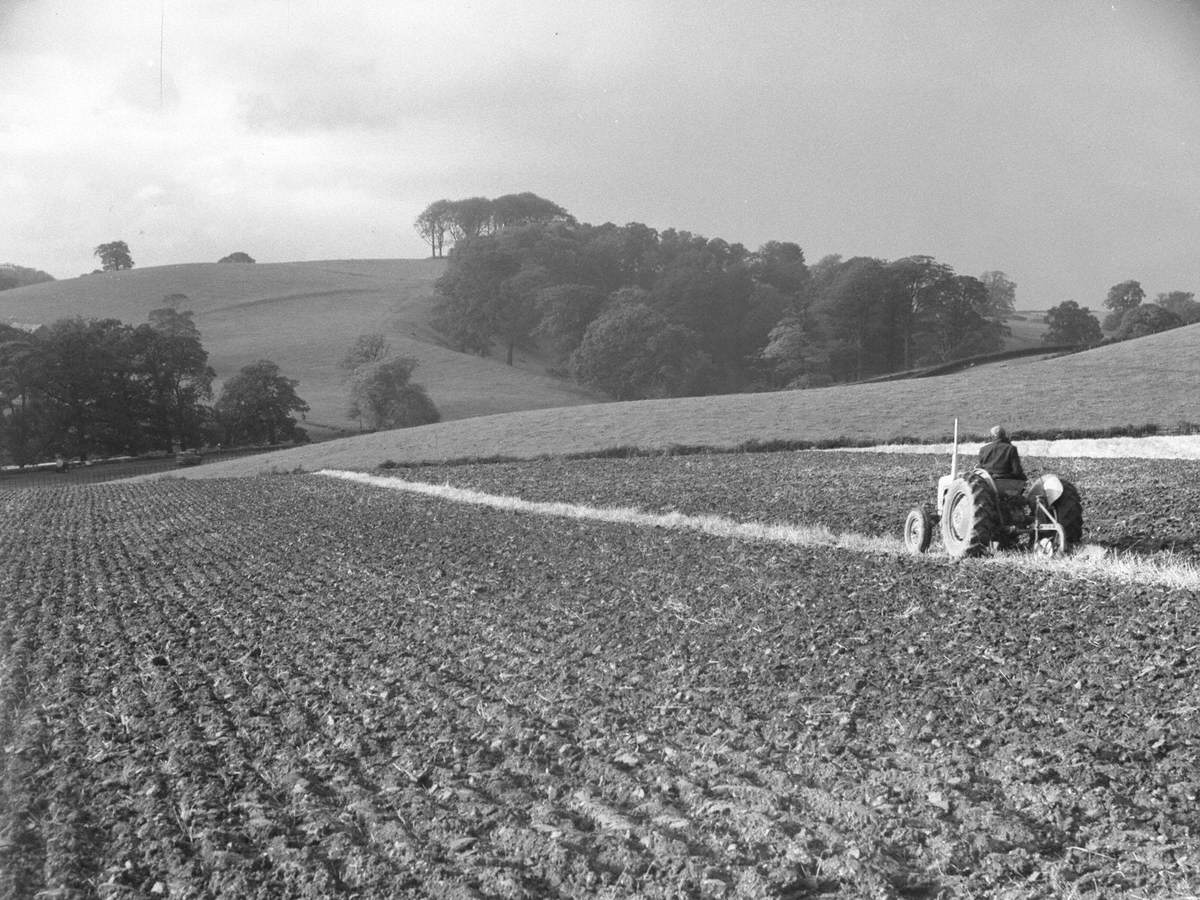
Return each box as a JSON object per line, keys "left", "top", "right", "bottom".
{"left": 978, "top": 438, "right": 1026, "bottom": 480}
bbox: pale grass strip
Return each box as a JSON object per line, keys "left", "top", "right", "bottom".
{"left": 318, "top": 470, "right": 1200, "bottom": 591}
{"left": 833, "top": 434, "right": 1200, "bottom": 460}
{"left": 978, "top": 545, "right": 1200, "bottom": 592}
{"left": 321, "top": 468, "right": 900, "bottom": 553}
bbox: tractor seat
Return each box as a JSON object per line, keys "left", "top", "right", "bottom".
{"left": 993, "top": 477, "right": 1026, "bottom": 497}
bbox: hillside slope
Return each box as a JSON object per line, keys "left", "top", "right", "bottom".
{"left": 153, "top": 321, "right": 1200, "bottom": 477}
{"left": 1000, "top": 310, "right": 1049, "bottom": 349}
{"left": 0, "top": 259, "right": 602, "bottom": 433}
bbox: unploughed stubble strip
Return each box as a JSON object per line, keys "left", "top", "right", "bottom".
{"left": 318, "top": 470, "right": 1200, "bottom": 592}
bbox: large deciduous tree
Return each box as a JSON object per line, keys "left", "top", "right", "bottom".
{"left": 348, "top": 356, "right": 439, "bottom": 431}
{"left": 414, "top": 199, "right": 453, "bottom": 258}
{"left": 1042, "top": 301, "right": 1102, "bottom": 346}
{"left": 570, "top": 293, "right": 711, "bottom": 399}
{"left": 915, "top": 275, "right": 1007, "bottom": 364}
{"left": 887, "top": 256, "right": 955, "bottom": 371}
{"left": 490, "top": 192, "right": 574, "bottom": 229}
{"left": 139, "top": 308, "right": 215, "bottom": 450}
{"left": 218, "top": 251, "right": 255, "bottom": 263}
{"left": 1155, "top": 291, "right": 1200, "bottom": 325}
{"left": 750, "top": 241, "right": 809, "bottom": 295}
{"left": 533, "top": 283, "right": 608, "bottom": 363}
{"left": 214, "top": 360, "right": 308, "bottom": 445}
{"left": 759, "top": 307, "right": 830, "bottom": 388}
{"left": 431, "top": 234, "right": 521, "bottom": 355}
{"left": 38, "top": 317, "right": 149, "bottom": 456}
{"left": 495, "top": 265, "right": 551, "bottom": 366}
{"left": 94, "top": 241, "right": 134, "bottom": 271}
{"left": 0, "top": 324, "right": 49, "bottom": 464}
{"left": 979, "top": 270, "right": 1017, "bottom": 318}
{"left": 1113, "top": 303, "right": 1183, "bottom": 341}
{"left": 648, "top": 248, "right": 754, "bottom": 387}
{"left": 1102, "top": 279, "right": 1145, "bottom": 331}
{"left": 813, "top": 256, "right": 893, "bottom": 381}
{"left": 445, "top": 197, "right": 495, "bottom": 244}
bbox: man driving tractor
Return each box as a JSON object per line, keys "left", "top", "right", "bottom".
{"left": 903, "top": 419, "right": 1083, "bottom": 558}
{"left": 977, "top": 425, "right": 1026, "bottom": 500}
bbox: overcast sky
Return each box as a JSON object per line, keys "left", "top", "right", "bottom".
{"left": 2, "top": 0, "right": 1198, "bottom": 308}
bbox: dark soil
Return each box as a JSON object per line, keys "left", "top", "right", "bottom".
{"left": 1, "top": 463, "right": 1197, "bottom": 898}
{"left": 378, "top": 450, "right": 1200, "bottom": 558}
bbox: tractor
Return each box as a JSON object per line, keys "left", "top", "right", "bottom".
{"left": 903, "top": 421, "right": 1083, "bottom": 559}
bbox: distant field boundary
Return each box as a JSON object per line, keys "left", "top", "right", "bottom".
{"left": 853, "top": 343, "right": 1080, "bottom": 383}
{"left": 379, "top": 427, "right": 1200, "bottom": 470}
{"left": 320, "top": 470, "right": 1200, "bottom": 589}
{"left": 835, "top": 434, "right": 1200, "bottom": 460}
{"left": 0, "top": 444, "right": 297, "bottom": 490}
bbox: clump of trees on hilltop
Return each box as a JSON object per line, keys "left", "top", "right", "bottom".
{"left": 0, "top": 306, "right": 308, "bottom": 466}
{"left": 422, "top": 199, "right": 1019, "bottom": 399}
{"left": 415, "top": 193, "right": 574, "bottom": 258}
{"left": 0, "top": 264, "right": 55, "bottom": 291}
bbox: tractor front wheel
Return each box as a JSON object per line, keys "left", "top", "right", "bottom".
{"left": 941, "top": 477, "right": 998, "bottom": 559}
{"left": 903, "top": 506, "right": 934, "bottom": 554}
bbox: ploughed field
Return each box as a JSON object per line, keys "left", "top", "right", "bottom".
{"left": 2, "top": 452, "right": 1198, "bottom": 899}
{"left": 380, "top": 451, "right": 1200, "bottom": 559}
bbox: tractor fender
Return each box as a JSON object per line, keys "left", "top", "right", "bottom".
{"left": 971, "top": 468, "right": 997, "bottom": 492}
{"left": 1026, "top": 474, "right": 1064, "bottom": 506}
{"left": 937, "top": 470, "right": 993, "bottom": 516}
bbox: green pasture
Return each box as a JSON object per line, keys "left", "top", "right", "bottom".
{"left": 146, "top": 319, "right": 1200, "bottom": 479}
{"left": 0, "top": 259, "right": 601, "bottom": 434}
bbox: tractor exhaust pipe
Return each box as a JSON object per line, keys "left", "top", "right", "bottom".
{"left": 950, "top": 418, "right": 959, "bottom": 481}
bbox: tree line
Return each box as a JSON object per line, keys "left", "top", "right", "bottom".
{"left": 1041, "top": 281, "right": 1197, "bottom": 346}
{"left": 425, "top": 209, "right": 1022, "bottom": 399}
{"left": 0, "top": 308, "right": 309, "bottom": 466}
{"left": 423, "top": 198, "right": 1199, "bottom": 400}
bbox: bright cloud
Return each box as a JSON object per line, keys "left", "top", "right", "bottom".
{"left": 2, "top": 0, "right": 1198, "bottom": 306}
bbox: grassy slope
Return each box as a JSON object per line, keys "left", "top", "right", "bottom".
{"left": 0, "top": 259, "right": 601, "bottom": 433}
{"left": 0, "top": 261, "right": 1053, "bottom": 441}
{"left": 1000, "top": 310, "right": 1049, "bottom": 349}
{"left": 153, "top": 320, "right": 1200, "bottom": 478}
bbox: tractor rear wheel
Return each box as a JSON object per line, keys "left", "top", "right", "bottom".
{"left": 941, "top": 477, "right": 998, "bottom": 559}
{"left": 1053, "top": 479, "right": 1083, "bottom": 551}
{"left": 903, "top": 505, "right": 934, "bottom": 554}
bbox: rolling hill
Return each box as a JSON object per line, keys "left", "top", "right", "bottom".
{"left": 0, "top": 259, "right": 603, "bottom": 436}
{"left": 148, "top": 318, "right": 1199, "bottom": 478}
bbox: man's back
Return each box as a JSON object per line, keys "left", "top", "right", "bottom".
{"left": 978, "top": 438, "right": 1025, "bottom": 481}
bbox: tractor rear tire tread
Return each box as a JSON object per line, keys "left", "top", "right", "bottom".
{"left": 941, "top": 476, "right": 999, "bottom": 559}
{"left": 1054, "top": 479, "right": 1084, "bottom": 550}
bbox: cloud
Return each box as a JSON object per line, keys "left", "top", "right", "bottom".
{"left": 1, "top": 0, "right": 1198, "bottom": 306}
{"left": 0, "top": 0, "right": 37, "bottom": 51}
{"left": 113, "top": 60, "right": 182, "bottom": 114}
